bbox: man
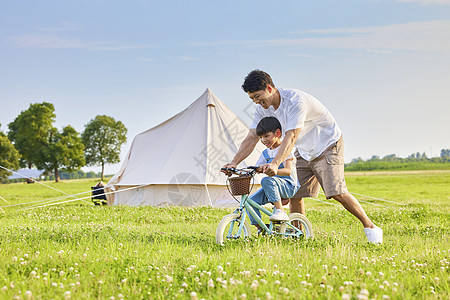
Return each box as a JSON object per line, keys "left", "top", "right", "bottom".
{"left": 222, "top": 69, "right": 383, "bottom": 243}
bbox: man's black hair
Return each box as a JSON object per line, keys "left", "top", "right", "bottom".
{"left": 256, "top": 117, "right": 282, "bottom": 136}
{"left": 241, "top": 69, "right": 275, "bottom": 93}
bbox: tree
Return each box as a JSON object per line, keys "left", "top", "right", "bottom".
{"left": 37, "top": 125, "right": 85, "bottom": 182}
{"left": 0, "top": 125, "right": 21, "bottom": 180}
{"left": 7, "top": 102, "right": 55, "bottom": 168}
{"left": 82, "top": 115, "right": 127, "bottom": 181}
{"left": 441, "top": 149, "right": 450, "bottom": 158}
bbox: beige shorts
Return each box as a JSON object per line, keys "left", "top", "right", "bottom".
{"left": 292, "top": 136, "right": 348, "bottom": 199}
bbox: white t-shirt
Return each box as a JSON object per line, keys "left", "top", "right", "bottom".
{"left": 250, "top": 88, "right": 342, "bottom": 161}
{"left": 255, "top": 146, "right": 298, "bottom": 186}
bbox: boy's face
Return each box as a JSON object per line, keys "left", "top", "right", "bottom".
{"left": 247, "top": 85, "right": 275, "bottom": 109}
{"left": 259, "top": 129, "right": 281, "bottom": 149}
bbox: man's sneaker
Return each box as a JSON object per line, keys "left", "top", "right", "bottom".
{"left": 269, "top": 209, "right": 290, "bottom": 222}
{"left": 364, "top": 226, "right": 383, "bottom": 244}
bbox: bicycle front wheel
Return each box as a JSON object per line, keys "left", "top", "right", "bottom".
{"left": 215, "top": 213, "right": 252, "bottom": 245}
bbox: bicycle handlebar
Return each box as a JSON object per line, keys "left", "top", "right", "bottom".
{"left": 221, "top": 166, "right": 259, "bottom": 176}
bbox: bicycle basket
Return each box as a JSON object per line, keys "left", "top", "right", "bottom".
{"left": 228, "top": 175, "right": 252, "bottom": 196}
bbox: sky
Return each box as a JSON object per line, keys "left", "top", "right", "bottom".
{"left": 1, "top": 0, "right": 449, "bottom": 175}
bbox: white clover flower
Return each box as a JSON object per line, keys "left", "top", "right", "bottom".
{"left": 216, "top": 277, "right": 222, "bottom": 283}
{"left": 165, "top": 276, "right": 173, "bottom": 283}
{"left": 30, "top": 271, "right": 37, "bottom": 278}
{"left": 342, "top": 294, "right": 351, "bottom": 300}
{"left": 265, "top": 292, "right": 272, "bottom": 300}
{"left": 338, "top": 286, "right": 345, "bottom": 292}
{"left": 360, "top": 289, "right": 369, "bottom": 296}
{"left": 301, "top": 281, "right": 307, "bottom": 286}
{"left": 226, "top": 262, "right": 231, "bottom": 267}
{"left": 274, "top": 280, "right": 281, "bottom": 285}
{"left": 181, "top": 282, "right": 188, "bottom": 288}
{"left": 208, "top": 279, "right": 215, "bottom": 288}
{"left": 190, "top": 292, "right": 198, "bottom": 300}
{"left": 217, "top": 266, "right": 224, "bottom": 273}
{"left": 260, "top": 279, "right": 267, "bottom": 285}
{"left": 365, "top": 271, "right": 372, "bottom": 277}
{"left": 250, "top": 281, "right": 258, "bottom": 291}
{"left": 379, "top": 272, "right": 384, "bottom": 277}
{"left": 332, "top": 265, "right": 338, "bottom": 270}
{"left": 25, "top": 291, "right": 32, "bottom": 299}
{"left": 12, "top": 257, "right": 17, "bottom": 262}
{"left": 305, "top": 274, "right": 310, "bottom": 279}
{"left": 382, "top": 296, "right": 390, "bottom": 299}
{"left": 283, "top": 288, "right": 289, "bottom": 294}
{"left": 240, "top": 293, "right": 247, "bottom": 300}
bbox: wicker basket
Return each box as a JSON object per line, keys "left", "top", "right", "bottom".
{"left": 228, "top": 175, "right": 252, "bottom": 195}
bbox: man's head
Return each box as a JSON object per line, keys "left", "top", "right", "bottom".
{"left": 242, "top": 70, "right": 275, "bottom": 93}
{"left": 242, "top": 70, "right": 279, "bottom": 110}
{"left": 256, "top": 117, "right": 282, "bottom": 149}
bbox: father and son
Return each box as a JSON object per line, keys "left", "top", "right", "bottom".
{"left": 222, "top": 70, "right": 383, "bottom": 244}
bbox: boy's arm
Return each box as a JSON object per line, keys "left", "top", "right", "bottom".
{"left": 276, "top": 158, "right": 294, "bottom": 176}
{"left": 261, "top": 128, "right": 301, "bottom": 176}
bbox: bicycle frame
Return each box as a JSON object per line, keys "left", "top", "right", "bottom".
{"left": 229, "top": 194, "right": 305, "bottom": 238}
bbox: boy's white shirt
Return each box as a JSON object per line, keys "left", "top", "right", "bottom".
{"left": 255, "top": 146, "right": 298, "bottom": 186}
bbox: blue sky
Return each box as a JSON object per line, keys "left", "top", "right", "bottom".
{"left": 1, "top": 0, "right": 449, "bottom": 174}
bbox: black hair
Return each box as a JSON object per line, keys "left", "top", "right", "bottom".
{"left": 256, "top": 117, "right": 282, "bottom": 136}
{"left": 241, "top": 69, "right": 275, "bottom": 93}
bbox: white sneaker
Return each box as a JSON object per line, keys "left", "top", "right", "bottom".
{"left": 364, "top": 226, "right": 383, "bottom": 244}
{"left": 269, "top": 209, "right": 289, "bottom": 222}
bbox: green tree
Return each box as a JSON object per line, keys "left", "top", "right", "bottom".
{"left": 82, "top": 115, "right": 127, "bottom": 181}
{"left": 37, "top": 125, "right": 85, "bottom": 182}
{"left": 0, "top": 125, "right": 21, "bottom": 180}
{"left": 7, "top": 102, "right": 55, "bottom": 168}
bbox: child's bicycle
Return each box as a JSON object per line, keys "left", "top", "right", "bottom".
{"left": 216, "top": 166, "right": 313, "bottom": 245}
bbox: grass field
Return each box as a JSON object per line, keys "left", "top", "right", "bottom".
{"left": 0, "top": 171, "right": 449, "bottom": 299}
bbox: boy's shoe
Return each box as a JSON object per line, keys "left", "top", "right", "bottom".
{"left": 269, "top": 209, "right": 290, "bottom": 222}
{"left": 364, "top": 226, "right": 383, "bottom": 244}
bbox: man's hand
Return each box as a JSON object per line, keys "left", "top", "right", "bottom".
{"left": 221, "top": 163, "right": 237, "bottom": 176}
{"left": 260, "top": 162, "right": 278, "bottom": 177}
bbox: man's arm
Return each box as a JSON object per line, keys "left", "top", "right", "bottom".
{"left": 261, "top": 128, "right": 301, "bottom": 176}
{"left": 222, "top": 129, "right": 259, "bottom": 171}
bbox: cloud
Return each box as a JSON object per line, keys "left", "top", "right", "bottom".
{"left": 396, "top": 0, "right": 450, "bottom": 4}
{"left": 190, "top": 20, "right": 450, "bottom": 53}
{"left": 9, "top": 34, "right": 151, "bottom": 51}
{"left": 178, "top": 56, "right": 199, "bottom": 61}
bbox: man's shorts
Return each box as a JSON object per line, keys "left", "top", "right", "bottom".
{"left": 292, "top": 136, "right": 348, "bottom": 199}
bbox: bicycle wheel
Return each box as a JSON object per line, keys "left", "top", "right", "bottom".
{"left": 215, "top": 213, "right": 252, "bottom": 245}
{"left": 278, "top": 213, "right": 313, "bottom": 238}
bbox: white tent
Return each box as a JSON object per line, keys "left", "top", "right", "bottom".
{"left": 105, "top": 88, "right": 265, "bottom": 207}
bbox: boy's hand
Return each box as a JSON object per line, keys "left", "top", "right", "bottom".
{"left": 261, "top": 162, "right": 278, "bottom": 177}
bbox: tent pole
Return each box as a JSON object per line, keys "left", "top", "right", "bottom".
{"left": 204, "top": 184, "right": 214, "bottom": 207}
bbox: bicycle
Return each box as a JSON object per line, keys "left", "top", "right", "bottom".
{"left": 215, "top": 166, "right": 313, "bottom": 245}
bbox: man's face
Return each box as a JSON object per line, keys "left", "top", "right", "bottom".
{"left": 247, "top": 86, "right": 274, "bottom": 109}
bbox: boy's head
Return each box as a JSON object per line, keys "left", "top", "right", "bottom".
{"left": 241, "top": 70, "right": 275, "bottom": 93}
{"left": 256, "top": 117, "right": 282, "bottom": 148}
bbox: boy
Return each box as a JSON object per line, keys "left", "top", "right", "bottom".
{"left": 248, "top": 116, "right": 300, "bottom": 231}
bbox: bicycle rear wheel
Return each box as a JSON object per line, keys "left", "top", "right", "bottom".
{"left": 278, "top": 213, "right": 313, "bottom": 238}
{"left": 215, "top": 213, "right": 252, "bottom": 245}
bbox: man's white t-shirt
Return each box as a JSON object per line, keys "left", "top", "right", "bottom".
{"left": 250, "top": 88, "right": 342, "bottom": 161}
{"left": 254, "top": 146, "right": 299, "bottom": 186}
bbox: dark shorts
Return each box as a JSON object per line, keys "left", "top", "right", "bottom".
{"left": 292, "top": 136, "right": 348, "bottom": 199}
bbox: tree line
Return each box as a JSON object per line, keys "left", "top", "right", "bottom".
{"left": 0, "top": 102, "right": 127, "bottom": 182}
{"left": 345, "top": 150, "right": 450, "bottom": 171}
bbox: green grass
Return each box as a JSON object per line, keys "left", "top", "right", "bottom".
{"left": 0, "top": 172, "right": 449, "bottom": 299}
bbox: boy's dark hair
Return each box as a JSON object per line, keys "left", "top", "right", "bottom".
{"left": 241, "top": 69, "right": 275, "bottom": 93}
{"left": 256, "top": 117, "right": 282, "bottom": 136}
